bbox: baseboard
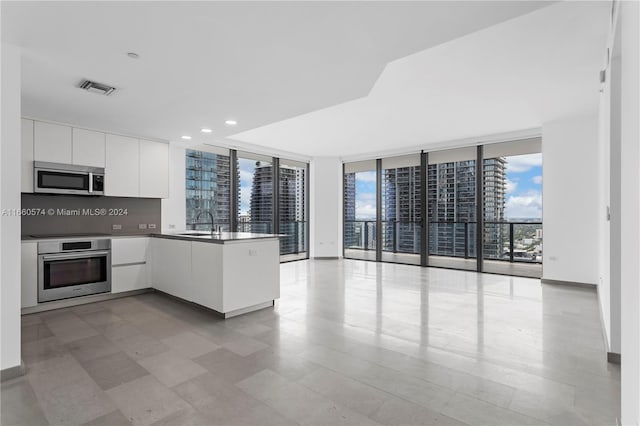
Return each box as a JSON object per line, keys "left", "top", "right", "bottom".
{"left": 607, "top": 352, "right": 621, "bottom": 364}
{"left": 1, "top": 362, "right": 25, "bottom": 382}
{"left": 313, "top": 256, "right": 340, "bottom": 260}
{"left": 541, "top": 278, "right": 597, "bottom": 289}
{"left": 21, "top": 288, "right": 153, "bottom": 315}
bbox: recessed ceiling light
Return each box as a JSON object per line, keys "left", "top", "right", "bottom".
{"left": 181, "top": 135, "right": 192, "bottom": 140}
{"left": 225, "top": 120, "right": 237, "bottom": 126}
{"left": 127, "top": 52, "right": 139, "bottom": 59}
{"left": 201, "top": 128, "right": 212, "bottom": 133}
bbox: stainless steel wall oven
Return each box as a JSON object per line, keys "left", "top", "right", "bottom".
{"left": 38, "top": 239, "right": 111, "bottom": 302}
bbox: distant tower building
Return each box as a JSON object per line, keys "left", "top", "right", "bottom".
{"left": 344, "top": 173, "right": 356, "bottom": 247}
{"left": 427, "top": 158, "right": 505, "bottom": 258}
{"left": 383, "top": 167, "right": 421, "bottom": 253}
{"left": 250, "top": 162, "right": 304, "bottom": 253}
{"left": 249, "top": 162, "right": 273, "bottom": 234}
{"left": 185, "top": 149, "right": 237, "bottom": 231}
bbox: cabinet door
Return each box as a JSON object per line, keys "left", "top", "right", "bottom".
{"left": 112, "top": 238, "right": 149, "bottom": 265}
{"left": 34, "top": 121, "right": 72, "bottom": 163}
{"left": 139, "top": 140, "right": 169, "bottom": 198}
{"left": 73, "top": 128, "right": 105, "bottom": 167}
{"left": 112, "top": 264, "right": 149, "bottom": 293}
{"left": 21, "top": 243, "right": 38, "bottom": 308}
{"left": 150, "top": 238, "right": 191, "bottom": 298}
{"left": 21, "top": 119, "right": 34, "bottom": 193}
{"left": 105, "top": 134, "right": 139, "bottom": 197}
{"left": 191, "top": 241, "right": 223, "bottom": 311}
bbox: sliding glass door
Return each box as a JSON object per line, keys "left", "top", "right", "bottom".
{"left": 482, "top": 139, "right": 542, "bottom": 278}
{"left": 381, "top": 155, "right": 421, "bottom": 265}
{"left": 279, "top": 159, "right": 308, "bottom": 261}
{"left": 344, "top": 160, "right": 377, "bottom": 261}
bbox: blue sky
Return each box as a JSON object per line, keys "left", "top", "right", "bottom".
{"left": 353, "top": 153, "right": 542, "bottom": 220}
{"left": 238, "top": 158, "right": 259, "bottom": 215}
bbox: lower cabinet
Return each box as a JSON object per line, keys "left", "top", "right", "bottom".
{"left": 150, "top": 238, "right": 191, "bottom": 299}
{"left": 21, "top": 242, "right": 38, "bottom": 308}
{"left": 111, "top": 237, "right": 151, "bottom": 293}
{"left": 111, "top": 264, "right": 149, "bottom": 293}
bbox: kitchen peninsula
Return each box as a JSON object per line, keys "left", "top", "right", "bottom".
{"left": 21, "top": 231, "right": 280, "bottom": 318}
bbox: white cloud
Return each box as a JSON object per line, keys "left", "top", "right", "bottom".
{"left": 505, "top": 178, "right": 518, "bottom": 194}
{"left": 505, "top": 153, "right": 542, "bottom": 173}
{"left": 505, "top": 190, "right": 542, "bottom": 219}
{"left": 357, "top": 171, "right": 377, "bottom": 183}
{"left": 356, "top": 192, "right": 376, "bottom": 219}
{"left": 532, "top": 175, "right": 542, "bottom": 185}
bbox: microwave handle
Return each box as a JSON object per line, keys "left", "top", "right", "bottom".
{"left": 89, "top": 172, "right": 93, "bottom": 193}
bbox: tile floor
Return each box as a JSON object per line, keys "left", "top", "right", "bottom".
{"left": 1, "top": 259, "right": 620, "bottom": 426}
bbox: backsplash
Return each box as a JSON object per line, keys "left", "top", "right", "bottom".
{"left": 21, "top": 194, "right": 161, "bottom": 237}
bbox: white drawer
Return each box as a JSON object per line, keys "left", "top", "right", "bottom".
{"left": 112, "top": 238, "right": 149, "bottom": 265}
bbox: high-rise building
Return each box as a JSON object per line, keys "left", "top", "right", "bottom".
{"left": 250, "top": 162, "right": 305, "bottom": 254}
{"left": 382, "top": 166, "right": 421, "bottom": 253}
{"left": 185, "top": 149, "right": 237, "bottom": 231}
{"left": 427, "top": 158, "right": 505, "bottom": 258}
{"left": 344, "top": 173, "right": 356, "bottom": 247}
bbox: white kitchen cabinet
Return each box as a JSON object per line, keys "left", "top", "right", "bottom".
{"left": 151, "top": 238, "right": 191, "bottom": 298}
{"left": 139, "top": 139, "right": 169, "bottom": 198}
{"left": 111, "top": 238, "right": 151, "bottom": 294}
{"left": 112, "top": 264, "right": 149, "bottom": 293}
{"left": 191, "top": 242, "right": 224, "bottom": 311}
{"left": 105, "top": 134, "right": 139, "bottom": 197}
{"left": 21, "top": 242, "right": 38, "bottom": 308}
{"left": 112, "top": 238, "right": 149, "bottom": 266}
{"left": 34, "top": 121, "right": 72, "bottom": 164}
{"left": 21, "top": 119, "right": 34, "bottom": 193}
{"left": 72, "top": 128, "right": 105, "bottom": 167}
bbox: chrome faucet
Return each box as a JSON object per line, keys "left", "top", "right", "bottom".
{"left": 195, "top": 211, "right": 216, "bottom": 235}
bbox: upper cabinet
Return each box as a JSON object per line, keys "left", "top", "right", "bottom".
{"left": 72, "top": 128, "right": 105, "bottom": 167}
{"left": 105, "top": 134, "right": 140, "bottom": 197}
{"left": 22, "top": 119, "right": 169, "bottom": 198}
{"left": 139, "top": 139, "right": 169, "bottom": 199}
{"left": 21, "top": 119, "right": 34, "bottom": 193}
{"left": 34, "top": 121, "right": 72, "bottom": 164}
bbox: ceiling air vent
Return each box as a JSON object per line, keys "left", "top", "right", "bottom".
{"left": 78, "top": 79, "right": 116, "bottom": 96}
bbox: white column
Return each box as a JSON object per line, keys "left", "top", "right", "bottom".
{"left": 1, "top": 43, "right": 23, "bottom": 372}
{"left": 620, "top": 0, "right": 640, "bottom": 424}
{"left": 309, "top": 157, "right": 342, "bottom": 258}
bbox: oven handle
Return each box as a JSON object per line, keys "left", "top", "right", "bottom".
{"left": 41, "top": 250, "right": 111, "bottom": 261}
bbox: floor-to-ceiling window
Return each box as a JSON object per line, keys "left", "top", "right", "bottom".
{"left": 344, "top": 160, "right": 377, "bottom": 261}
{"left": 185, "top": 147, "right": 231, "bottom": 231}
{"left": 279, "top": 159, "right": 308, "bottom": 261}
{"left": 381, "top": 154, "right": 421, "bottom": 265}
{"left": 341, "top": 138, "right": 542, "bottom": 277}
{"left": 482, "top": 138, "right": 542, "bottom": 278}
{"left": 186, "top": 147, "right": 309, "bottom": 262}
{"left": 427, "top": 147, "right": 478, "bottom": 271}
{"left": 237, "top": 152, "right": 274, "bottom": 234}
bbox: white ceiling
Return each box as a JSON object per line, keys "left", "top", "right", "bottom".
{"left": 231, "top": 0, "right": 611, "bottom": 158}
{"left": 1, "top": 1, "right": 557, "bottom": 157}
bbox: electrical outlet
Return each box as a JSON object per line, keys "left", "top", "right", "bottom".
{"left": 112, "top": 224, "right": 122, "bottom": 230}
{"left": 148, "top": 224, "right": 157, "bottom": 229}
{"left": 138, "top": 224, "right": 147, "bottom": 230}
{"left": 249, "top": 249, "right": 258, "bottom": 256}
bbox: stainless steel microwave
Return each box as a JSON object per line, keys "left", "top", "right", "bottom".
{"left": 34, "top": 162, "right": 105, "bottom": 196}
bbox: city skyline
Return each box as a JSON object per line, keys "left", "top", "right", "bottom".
{"left": 351, "top": 154, "right": 542, "bottom": 221}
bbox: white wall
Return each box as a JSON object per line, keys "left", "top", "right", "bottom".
{"left": 542, "top": 113, "right": 600, "bottom": 285}
{"left": 1, "top": 43, "right": 23, "bottom": 371}
{"left": 161, "top": 143, "right": 186, "bottom": 232}
{"left": 619, "top": 1, "right": 640, "bottom": 424}
{"left": 310, "top": 157, "right": 342, "bottom": 258}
